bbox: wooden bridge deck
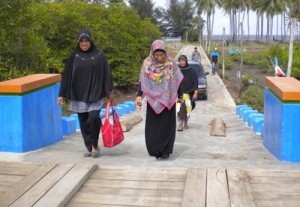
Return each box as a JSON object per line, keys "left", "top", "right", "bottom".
{"left": 1, "top": 161, "right": 300, "bottom": 207}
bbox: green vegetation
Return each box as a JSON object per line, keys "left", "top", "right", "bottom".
{"left": 0, "top": 1, "right": 161, "bottom": 88}
{"left": 210, "top": 40, "right": 300, "bottom": 113}
{"left": 268, "top": 44, "right": 300, "bottom": 78}
{"left": 238, "top": 85, "right": 264, "bottom": 113}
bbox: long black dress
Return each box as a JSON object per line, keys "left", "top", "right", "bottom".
{"left": 145, "top": 103, "right": 176, "bottom": 157}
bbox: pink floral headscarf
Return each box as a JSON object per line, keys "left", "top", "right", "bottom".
{"left": 139, "top": 40, "right": 183, "bottom": 114}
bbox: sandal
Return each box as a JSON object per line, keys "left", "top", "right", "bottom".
{"left": 91, "top": 147, "right": 100, "bottom": 158}
{"left": 177, "top": 127, "right": 183, "bottom": 131}
{"left": 177, "top": 123, "right": 183, "bottom": 131}
{"left": 83, "top": 152, "right": 91, "bottom": 157}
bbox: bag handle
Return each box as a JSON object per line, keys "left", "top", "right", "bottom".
{"left": 105, "top": 101, "right": 115, "bottom": 120}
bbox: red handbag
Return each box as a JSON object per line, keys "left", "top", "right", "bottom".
{"left": 101, "top": 101, "right": 124, "bottom": 148}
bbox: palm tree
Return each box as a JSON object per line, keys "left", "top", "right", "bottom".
{"left": 244, "top": 0, "right": 254, "bottom": 40}
{"left": 260, "top": 0, "right": 286, "bottom": 43}
{"left": 219, "top": 0, "right": 236, "bottom": 41}
{"left": 194, "top": 0, "right": 218, "bottom": 52}
{"left": 218, "top": 0, "right": 246, "bottom": 42}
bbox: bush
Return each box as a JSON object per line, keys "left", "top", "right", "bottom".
{"left": 238, "top": 85, "right": 264, "bottom": 113}
{"left": 224, "top": 56, "right": 233, "bottom": 70}
{"left": 0, "top": 1, "right": 162, "bottom": 88}
{"left": 242, "top": 52, "right": 256, "bottom": 65}
{"left": 242, "top": 74, "right": 258, "bottom": 86}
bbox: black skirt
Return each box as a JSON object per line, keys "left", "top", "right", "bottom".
{"left": 145, "top": 103, "right": 176, "bottom": 157}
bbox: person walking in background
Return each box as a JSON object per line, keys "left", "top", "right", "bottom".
{"left": 135, "top": 39, "right": 184, "bottom": 160}
{"left": 57, "top": 29, "right": 113, "bottom": 158}
{"left": 191, "top": 47, "right": 201, "bottom": 62}
{"left": 210, "top": 48, "right": 220, "bottom": 74}
{"left": 177, "top": 55, "right": 198, "bottom": 131}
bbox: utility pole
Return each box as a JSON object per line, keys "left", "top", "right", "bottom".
{"left": 222, "top": 27, "right": 225, "bottom": 81}
{"left": 287, "top": 18, "right": 296, "bottom": 77}
{"left": 238, "top": 23, "right": 244, "bottom": 98}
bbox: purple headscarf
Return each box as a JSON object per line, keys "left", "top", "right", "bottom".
{"left": 139, "top": 40, "right": 183, "bottom": 114}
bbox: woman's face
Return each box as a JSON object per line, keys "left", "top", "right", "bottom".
{"left": 153, "top": 51, "right": 166, "bottom": 64}
{"left": 179, "top": 59, "right": 186, "bottom": 67}
{"left": 79, "top": 38, "right": 91, "bottom": 52}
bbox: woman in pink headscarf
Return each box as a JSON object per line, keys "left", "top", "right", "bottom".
{"left": 135, "top": 40, "right": 184, "bottom": 159}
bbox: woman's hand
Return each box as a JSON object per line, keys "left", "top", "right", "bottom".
{"left": 107, "top": 94, "right": 114, "bottom": 102}
{"left": 57, "top": 97, "right": 63, "bottom": 106}
{"left": 107, "top": 91, "right": 114, "bottom": 102}
{"left": 192, "top": 91, "right": 198, "bottom": 101}
{"left": 177, "top": 97, "right": 184, "bottom": 104}
{"left": 135, "top": 96, "right": 142, "bottom": 110}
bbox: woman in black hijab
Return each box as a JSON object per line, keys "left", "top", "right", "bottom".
{"left": 177, "top": 55, "right": 198, "bottom": 131}
{"left": 57, "top": 29, "right": 113, "bottom": 158}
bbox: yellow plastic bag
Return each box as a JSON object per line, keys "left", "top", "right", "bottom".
{"left": 177, "top": 94, "right": 191, "bottom": 118}
{"left": 183, "top": 94, "right": 192, "bottom": 115}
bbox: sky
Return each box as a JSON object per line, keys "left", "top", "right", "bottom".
{"left": 152, "top": 0, "right": 259, "bottom": 35}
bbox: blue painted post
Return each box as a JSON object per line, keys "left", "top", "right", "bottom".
{"left": 247, "top": 113, "right": 264, "bottom": 127}
{"left": 236, "top": 104, "right": 248, "bottom": 116}
{"left": 241, "top": 109, "right": 258, "bottom": 122}
{"left": 62, "top": 117, "right": 76, "bottom": 136}
{"left": 69, "top": 114, "right": 80, "bottom": 130}
{"left": 123, "top": 101, "right": 135, "bottom": 112}
{"left": 253, "top": 117, "right": 264, "bottom": 134}
{"left": 237, "top": 106, "right": 252, "bottom": 119}
{"left": 0, "top": 74, "right": 63, "bottom": 152}
{"left": 115, "top": 106, "right": 125, "bottom": 116}
{"left": 264, "top": 77, "right": 300, "bottom": 162}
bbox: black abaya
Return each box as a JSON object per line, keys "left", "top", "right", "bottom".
{"left": 145, "top": 103, "right": 176, "bottom": 157}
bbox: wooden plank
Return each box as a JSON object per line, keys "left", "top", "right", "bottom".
{"left": 91, "top": 168, "right": 187, "bottom": 182}
{"left": 249, "top": 176, "right": 300, "bottom": 184}
{"left": 227, "top": 169, "right": 256, "bottom": 207}
{"left": 0, "top": 164, "right": 56, "bottom": 207}
{"left": 34, "top": 161, "right": 98, "bottom": 207}
{"left": 244, "top": 169, "right": 300, "bottom": 177}
{"left": 79, "top": 186, "right": 182, "bottom": 198}
{"left": 181, "top": 168, "right": 206, "bottom": 207}
{"left": 251, "top": 183, "right": 300, "bottom": 193}
{"left": 206, "top": 168, "right": 230, "bottom": 207}
{"left": 0, "top": 74, "right": 61, "bottom": 93}
{"left": 120, "top": 115, "right": 143, "bottom": 132}
{"left": 11, "top": 164, "right": 74, "bottom": 207}
{"left": 0, "top": 161, "right": 39, "bottom": 175}
{"left": 68, "top": 204, "right": 135, "bottom": 207}
{"left": 0, "top": 175, "right": 24, "bottom": 194}
{"left": 85, "top": 179, "right": 184, "bottom": 190}
{"left": 253, "top": 192, "right": 300, "bottom": 200}
{"left": 69, "top": 193, "right": 181, "bottom": 207}
{"left": 68, "top": 204, "right": 140, "bottom": 207}
{"left": 0, "top": 174, "right": 24, "bottom": 184}
{"left": 69, "top": 167, "right": 186, "bottom": 207}
{"left": 265, "top": 76, "right": 300, "bottom": 101}
{"left": 255, "top": 200, "right": 299, "bottom": 207}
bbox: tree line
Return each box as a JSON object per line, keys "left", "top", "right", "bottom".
{"left": 1, "top": 0, "right": 300, "bottom": 86}
{"left": 0, "top": 0, "right": 161, "bottom": 88}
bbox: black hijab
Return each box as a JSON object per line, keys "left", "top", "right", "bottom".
{"left": 59, "top": 29, "right": 113, "bottom": 102}
{"left": 178, "top": 55, "right": 198, "bottom": 94}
